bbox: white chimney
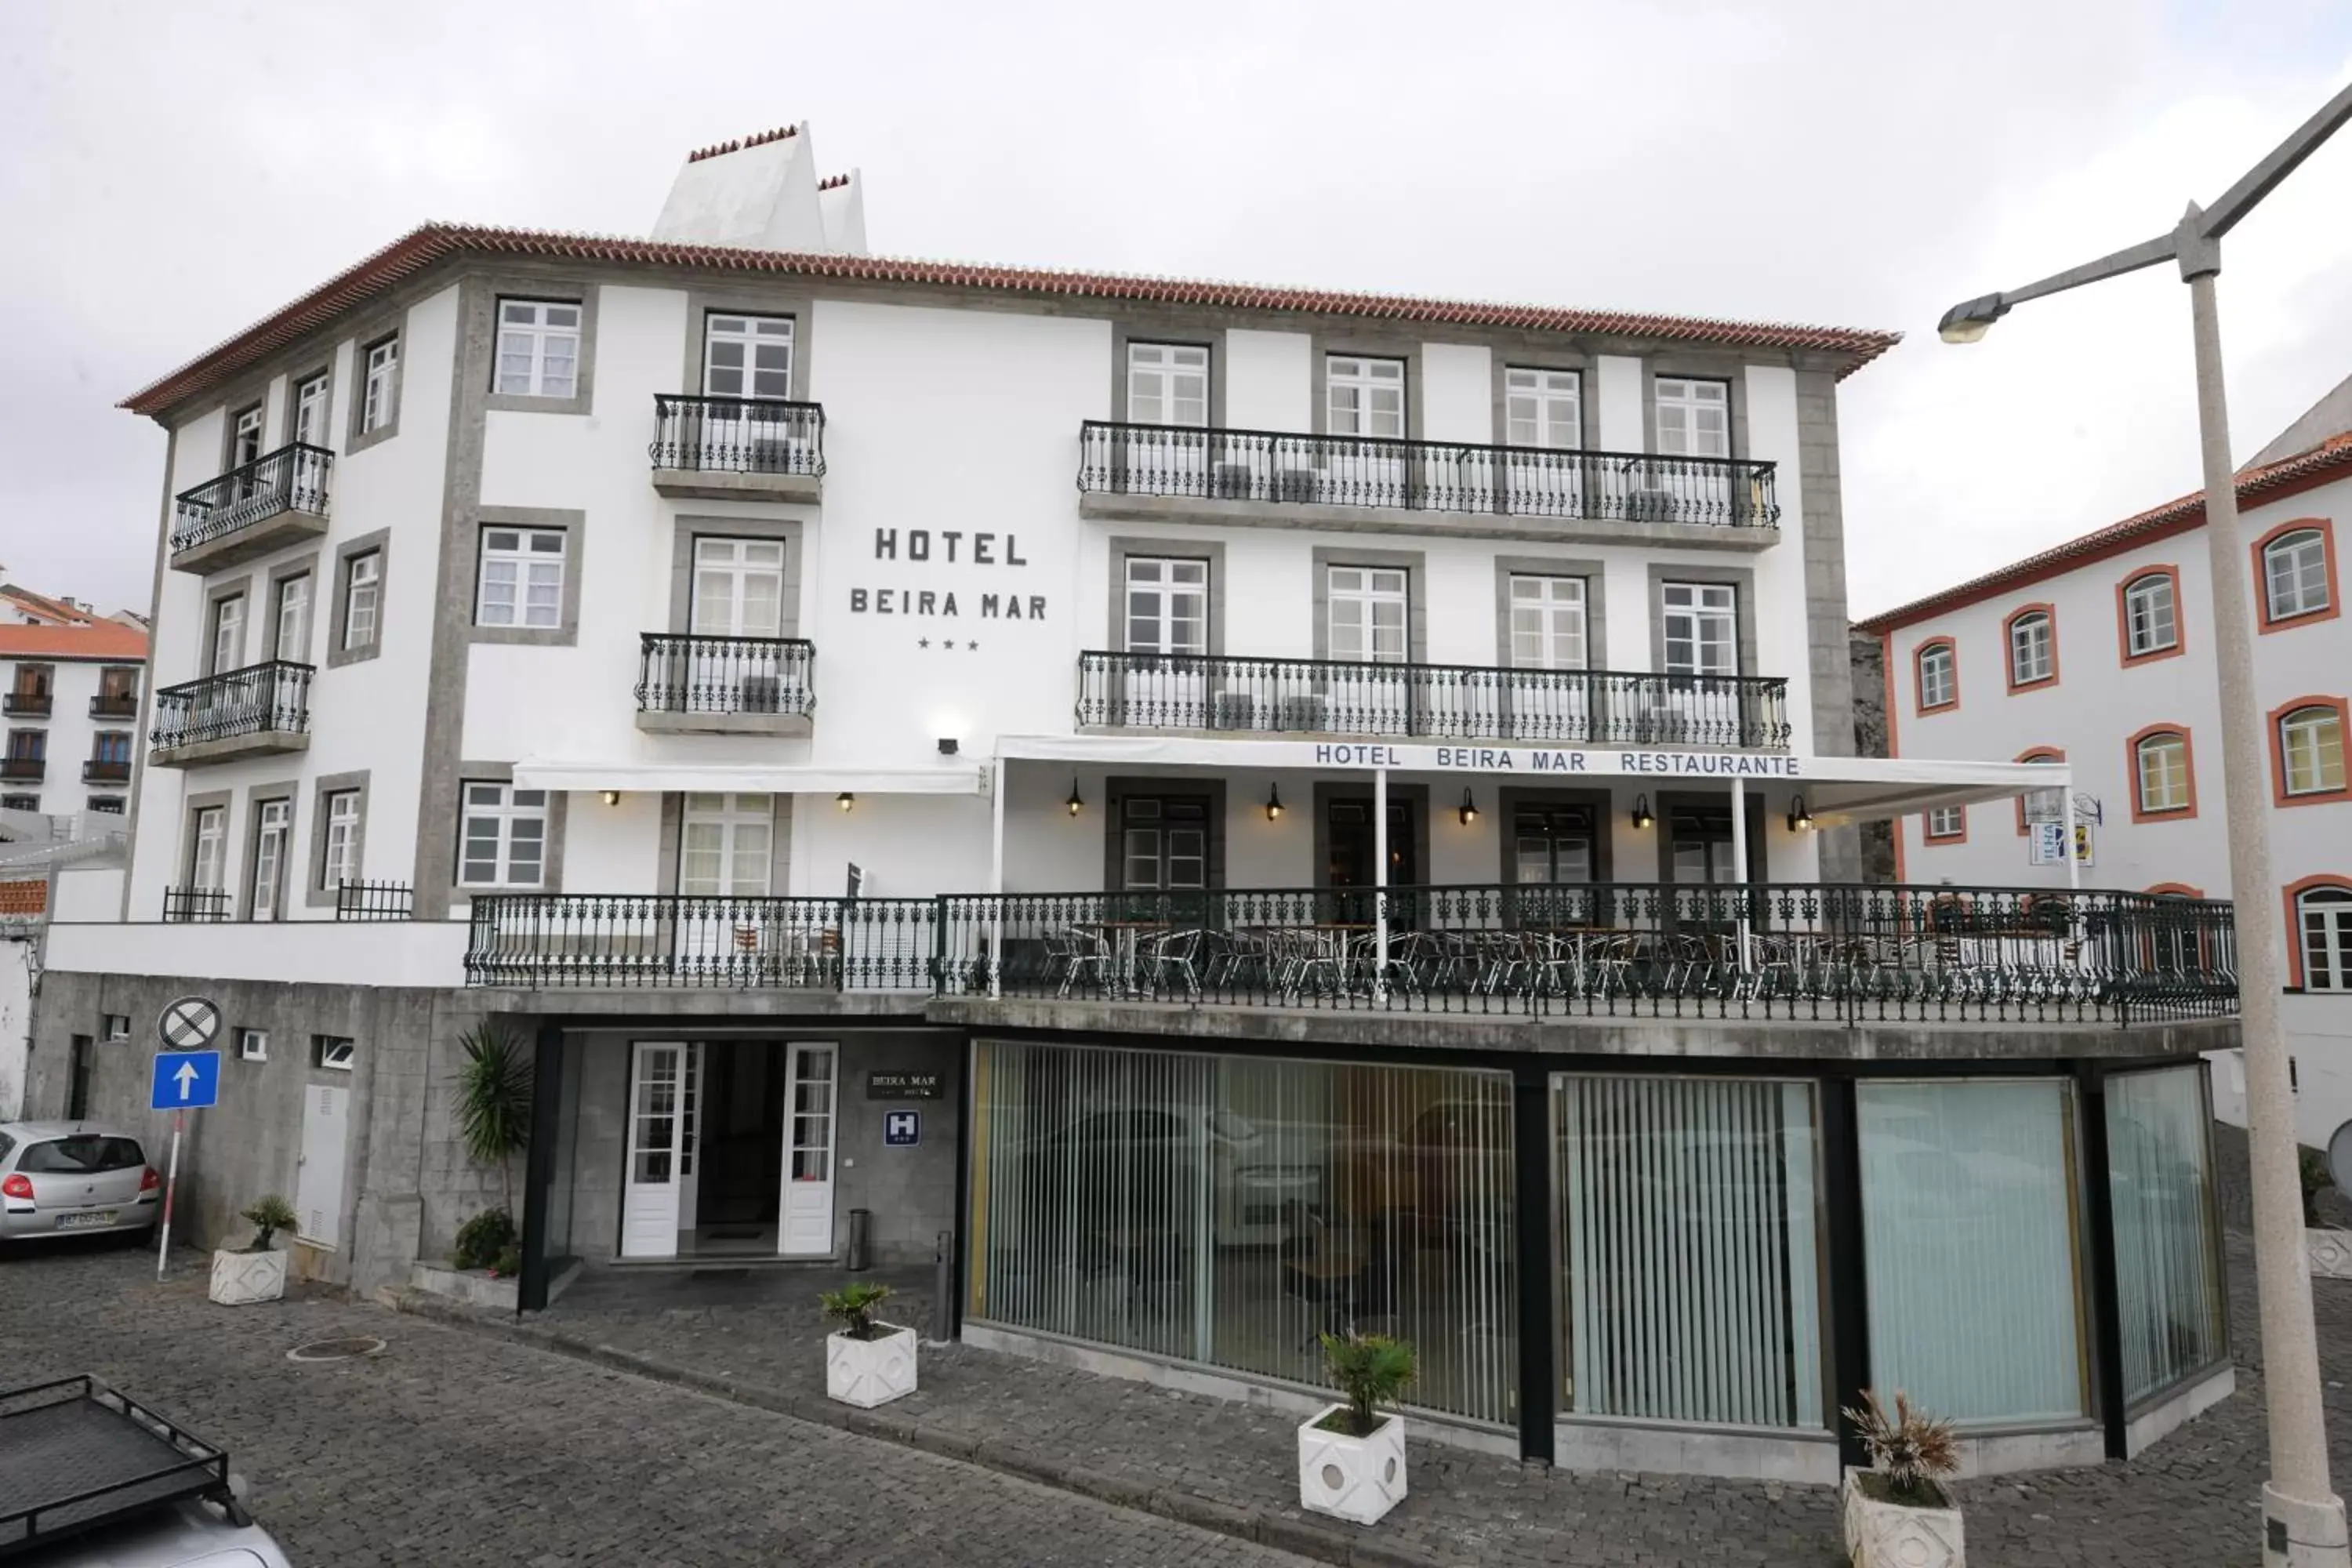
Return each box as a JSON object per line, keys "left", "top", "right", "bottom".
{"left": 652, "top": 122, "right": 867, "bottom": 256}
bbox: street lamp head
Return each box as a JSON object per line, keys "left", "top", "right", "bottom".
{"left": 1937, "top": 292, "right": 2009, "bottom": 344}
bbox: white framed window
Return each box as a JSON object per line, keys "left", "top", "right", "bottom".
{"left": 2280, "top": 706, "right": 2347, "bottom": 797}
{"left": 1917, "top": 641, "right": 1955, "bottom": 710}
{"left": 1124, "top": 557, "right": 1207, "bottom": 655}
{"left": 361, "top": 336, "right": 399, "bottom": 433}
{"left": 690, "top": 537, "right": 786, "bottom": 638}
{"left": 292, "top": 373, "right": 328, "bottom": 447}
{"left": 273, "top": 573, "right": 310, "bottom": 662}
{"left": 230, "top": 404, "right": 264, "bottom": 469}
{"left": 1327, "top": 565, "right": 1408, "bottom": 663}
{"left": 1127, "top": 343, "right": 1208, "bottom": 427}
{"left": 251, "top": 798, "right": 292, "bottom": 921}
{"left": 191, "top": 805, "right": 227, "bottom": 892}
{"left": 342, "top": 550, "right": 381, "bottom": 651}
{"left": 2301, "top": 888, "right": 2352, "bottom": 992}
{"left": 323, "top": 789, "right": 361, "bottom": 889}
{"left": 2009, "top": 611, "right": 2054, "bottom": 685}
{"left": 2263, "top": 528, "right": 2332, "bottom": 622}
{"left": 1504, "top": 367, "right": 1581, "bottom": 448}
{"left": 494, "top": 299, "right": 582, "bottom": 397}
{"left": 2122, "top": 573, "right": 2177, "bottom": 656}
{"left": 476, "top": 528, "right": 567, "bottom": 629}
{"left": 87, "top": 796, "right": 125, "bottom": 815}
{"left": 1654, "top": 377, "right": 1729, "bottom": 458}
{"left": 313, "top": 1036, "right": 357, "bottom": 1072}
{"left": 1661, "top": 581, "right": 1737, "bottom": 676}
{"left": 2135, "top": 731, "right": 2191, "bottom": 815}
{"left": 210, "top": 593, "right": 245, "bottom": 675}
{"left": 1926, "top": 805, "right": 1965, "bottom": 840}
{"left": 1508, "top": 575, "right": 1587, "bottom": 670}
{"left": 702, "top": 313, "right": 793, "bottom": 400}
{"left": 1119, "top": 796, "right": 1209, "bottom": 890}
{"left": 679, "top": 793, "right": 773, "bottom": 897}
{"left": 459, "top": 782, "right": 548, "bottom": 888}
{"left": 102, "top": 1014, "right": 130, "bottom": 1041}
{"left": 1327, "top": 356, "right": 1405, "bottom": 438}
{"left": 238, "top": 1028, "right": 268, "bottom": 1062}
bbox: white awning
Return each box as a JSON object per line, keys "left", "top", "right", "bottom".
{"left": 511, "top": 760, "right": 987, "bottom": 797}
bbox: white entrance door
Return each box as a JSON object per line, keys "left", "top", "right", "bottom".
{"left": 295, "top": 1083, "right": 350, "bottom": 1249}
{"left": 676, "top": 1043, "right": 706, "bottom": 1233}
{"left": 621, "top": 1040, "right": 689, "bottom": 1258}
{"left": 779, "top": 1042, "right": 838, "bottom": 1257}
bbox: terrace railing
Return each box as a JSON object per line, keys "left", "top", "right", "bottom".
{"left": 170, "top": 443, "right": 332, "bottom": 554}
{"left": 636, "top": 634, "right": 816, "bottom": 719}
{"left": 162, "top": 887, "right": 232, "bottom": 923}
{"left": 336, "top": 880, "right": 415, "bottom": 921}
{"left": 465, "top": 894, "right": 935, "bottom": 991}
{"left": 649, "top": 395, "right": 825, "bottom": 477}
{"left": 150, "top": 662, "right": 313, "bottom": 753}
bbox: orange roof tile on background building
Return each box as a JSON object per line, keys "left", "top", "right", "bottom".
{"left": 0, "top": 585, "right": 97, "bottom": 625}
{"left": 118, "top": 221, "right": 1903, "bottom": 419}
{"left": 0, "top": 620, "right": 149, "bottom": 661}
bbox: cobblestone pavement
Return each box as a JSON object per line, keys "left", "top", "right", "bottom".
{"left": 0, "top": 1241, "right": 1308, "bottom": 1567}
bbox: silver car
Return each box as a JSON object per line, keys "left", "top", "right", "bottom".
{"left": 0, "top": 1123, "right": 162, "bottom": 1243}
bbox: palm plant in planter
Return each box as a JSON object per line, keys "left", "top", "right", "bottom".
{"left": 1298, "top": 1331, "right": 1416, "bottom": 1526}
{"left": 209, "top": 1195, "right": 298, "bottom": 1306}
{"left": 1842, "top": 1389, "right": 1965, "bottom": 1568}
{"left": 822, "top": 1280, "right": 916, "bottom": 1408}
{"left": 453, "top": 1024, "right": 532, "bottom": 1274}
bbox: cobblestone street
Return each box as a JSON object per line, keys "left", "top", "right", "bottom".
{"left": 0, "top": 1241, "right": 1306, "bottom": 1567}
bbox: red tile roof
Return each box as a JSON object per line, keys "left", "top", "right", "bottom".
{"left": 0, "top": 586, "right": 96, "bottom": 625}
{"left": 686, "top": 125, "right": 798, "bottom": 164}
{"left": 119, "top": 222, "right": 1904, "bottom": 418}
{"left": 816, "top": 173, "right": 851, "bottom": 192}
{"left": 1855, "top": 431, "right": 2352, "bottom": 633}
{"left": 0, "top": 621, "right": 149, "bottom": 662}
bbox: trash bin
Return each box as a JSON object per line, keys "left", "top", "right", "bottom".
{"left": 848, "top": 1207, "right": 872, "bottom": 1272}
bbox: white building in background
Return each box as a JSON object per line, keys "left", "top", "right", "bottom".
{"left": 24, "top": 121, "right": 2244, "bottom": 1483}
{"left": 1860, "top": 394, "right": 2352, "bottom": 1146}
{"left": 1, "top": 618, "right": 147, "bottom": 818}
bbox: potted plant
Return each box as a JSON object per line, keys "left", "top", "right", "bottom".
{"left": 452, "top": 1207, "right": 516, "bottom": 1272}
{"left": 456, "top": 1023, "right": 533, "bottom": 1218}
{"left": 1297, "top": 1331, "right": 1415, "bottom": 1526}
{"left": 1842, "top": 1388, "right": 1965, "bottom": 1568}
{"left": 822, "top": 1281, "right": 916, "bottom": 1408}
{"left": 209, "top": 1196, "right": 297, "bottom": 1306}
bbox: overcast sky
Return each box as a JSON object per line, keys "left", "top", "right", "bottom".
{"left": 5, "top": 1, "right": 2350, "bottom": 620}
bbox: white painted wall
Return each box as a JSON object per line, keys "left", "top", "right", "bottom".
{"left": 1224, "top": 330, "right": 1312, "bottom": 433}
{"left": 0, "top": 934, "right": 31, "bottom": 1119}
{"left": 1421, "top": 343, "right": 1490, "bottom": 444}
{"left": 42, "top": 917, "right": 469, "bottom": 988}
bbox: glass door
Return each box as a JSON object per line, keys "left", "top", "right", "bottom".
{"left": 251, "top": 799, "right": 290, "bottom": 922}
{"left": 1121, "top": 557, "right": 1207, "bottom": 726}
{"left": 1325, "top": 566, "right": 1410, "bottom": 733}
{"left": 779, "top": 1042, "right": 838, "bottom": 1257}
{"left": 675, "top": 793, "right": 775, "bottom": 977}
{"left": 697, "top": 314, "right": 797, "bottom": 469}
{"left": 1324, "top": 356, "right": 1407, "bottom": 506}
{"left": 1126, "top": 342, "right": 1212, "bottom": 492}
{"left": 1658, "top": 582, "right": 1737, "bottom": 744}
{"left": 621, "top": 1041, "right": 688, "bottom": 1258}
{"left": 1502, "top": 367, "right": 1584, "bottom": 515}
{"left": 677, "top": 537, "right": 790, "bottom": 712}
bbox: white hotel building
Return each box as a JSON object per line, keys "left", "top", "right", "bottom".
{"left": 27, "top": 124, "right": 2243, "bottom": 1480}
{"left": 1861, "top": 390, "right": 2352, "bottom": 1148}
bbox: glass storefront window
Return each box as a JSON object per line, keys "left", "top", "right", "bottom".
{"left": 2106, "top": 1065, "right": 2226, "bottom": 1401}
{"left": 967, "top": 1040, "right": 1517, "bottom": 1427}
{"left": 1858, "top": 1080, "right": 2088, "bottom": 1427}
{"left": 1555, "top": 1074, "right": 1824, "bottom": 1429}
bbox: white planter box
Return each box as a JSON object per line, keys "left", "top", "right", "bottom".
{"left": 826, "top": 1324, "right": 917, "bottom": 1408}
{"left": 1843, "top": 1467, "right": 1964, "bottom": 1568}
{"left": 2308, "top": 1228, "right": 2352, "bottom": 1280}
{"left": 209, "top": 1247, "right": 287, "bottom": 1306}
{"left": 1297, "top": 1405, "right": 1407, "bottom": 1526}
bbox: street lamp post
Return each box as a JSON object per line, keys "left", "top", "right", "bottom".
{"left": 1940, "top": 82, "right": 2352, "bottom": 1568}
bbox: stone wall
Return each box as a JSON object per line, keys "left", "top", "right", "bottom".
{"left": 1847, "top": 626, "right": 1897, "bottom": 883}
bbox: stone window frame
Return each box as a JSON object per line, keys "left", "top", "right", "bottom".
{"left": 1640, "top": 356, "right": 1749, "bottom": 461}
{"left": 264, "top": 550, "right": 322, "bottom": 665}
{"left": 1312, "top": 546, "right": 1428, "bottom": 664}
{"left": 327, "top": 528, "right": 391, "bottom": 668}
{"left": 676, "top": 290, "right": 817, "bottom": 401}
{"left": 655, "top": 790, "right": 794, "bottom": 895}
{"left": 279, "top": 359, "right": 336, "bottom": 449}
{"left": 238, "top": 777, "right": 301, "bottom": 920}
{"left": 305, "top": 768, "right": 372, "bottom": 909}
{"left": 1646, "top": 563, "right": 1759, "bottom": 677}
{"left": 467, "top": 506, "right": 586, "bottom": 647}
{"left": 182, "top": 788, "right": 234, "bottom": 892}
{"left": 1102, "top": 775, "right": 1228, "bottom": 891}
{"left": 1309, "top": 780, "right": 1431, "bottom": 889}
{"left": 345, "top": 310, "right": 408, "bottom": 456}
{"left": 1491, "top": 354, "right": 1595, "bottom": 452}
{"left": 1308, "top": 334, "right": 1425, "bottom": 439}
{"left": 1493, "top": 555, "right": 1608, "bottom": 671}
{"left": 477, "top": 279, "right": 599, "bottom": 416}
{"left": 451, "top": 760, "right": 567, "bottom": 895}
{"left": 1105, "top": 536, "right": 1225, "bottom": 655}
{"left": 1494, "top": 786, "right": 1615, "bottom": 884}
{"left": 202, "top": 573, "right": 258, "bottom": 675}
{"left": 666, "top": 514, "right": 804, "bottom": 636}
{"left": 1109, "top": 321, "right": 1227, "bottom": 429}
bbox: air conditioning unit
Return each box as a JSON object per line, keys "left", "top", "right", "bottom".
{"left": 739, "top": 674, "right": 782, "bottom": 714}
{"left": 1209, "top": 691, "right": 1258, "bottom": 731}
{"left": 1625, "top": 487, "right": 1676, "bottom": 524}
{"left": 746, "top": 438, "right": 800, "bottom": 474}
{"left": 1274, "top": 468, "right": 1321, "bottom": 503}
{"left": 1211, "top": 462, "right": 1256, "bottom": 499}
{"left": 1276, "top": 695, "right": 1329, "bottom": 732}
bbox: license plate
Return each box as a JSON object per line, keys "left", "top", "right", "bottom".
{"left": 55, "top": 1210, "right": 116, "bottom": 1230}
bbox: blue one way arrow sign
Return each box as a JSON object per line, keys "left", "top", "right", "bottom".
{"left": 149, "top": 1051, "right": 220, "bottom": 1111}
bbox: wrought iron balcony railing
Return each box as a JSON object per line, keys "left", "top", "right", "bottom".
{"left": 82, "top": 758, "right": 131, "bottom": 784}
{"left": 336, "top": 880, "right": 414, "bottom": 921}
{"left": 461, "top": 884, "right": 2238, "bottom": 1027}
{"left": 3, "top": 691, "right": 53, "bottom": 717}
{"left": 649, "top": 394, "right": 825, "bottom": 477}
{"left": 171, "top": 443, "right": 332, "bottom": 556}
{"left": 150, "top": 662, "right": 314, "bottom": 753}
{"left": 1077, "top": 651, "right": 1791, "bottom": 749}
{"left": 162, "top": 887, "right": 232, "bottom": 924}
{"left": 0, "top": 757, "right": 45, "bottom": 782}
{"left": 89, "top": 692, "right": 139, "bottom": 719}
{"left": 636, "top": 634, "right": 817, "bottom": 718}
{"left": 1078, "top": 421, "right": 1779, "bottom": 530}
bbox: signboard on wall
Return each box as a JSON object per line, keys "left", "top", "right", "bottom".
{"left": 2027, "top": 822, "right": 2096, "bottom": 867}
{"left": 867, "top": 1070, "right": 943, "bottom": 1101}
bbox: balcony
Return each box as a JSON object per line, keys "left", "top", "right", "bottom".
{"left": 0, "top": 756, "right": 45, "bottom": 783}
{"left": 462, "top": 884, "right": 2238, "bottom": 1031}
{"left": 169, "top": 444, "right": 332, "bottom": 573}
{"left": 162, "top": 887, "right": 232, "bottom": 924}
{"left": 3, "top": 691, "right": 52, "bottom": 718}
{"left": 82, "top": 758, "right": 131, "bottom": 784}
{"left": 1077, "top": 651, "right": 1791, "bottom": 749}
{"left": 634, "top": 633, "right": 816, "bottom": 736}
{"left": 1077, "top": 422, "right": 1778, "bottom": 549}
{"left": 89, "top": 692, "right": 139, "bottom": 719}
{"left": 648, "top": 394, "right": 825, "bottom": 502}
{"left": 149, "top": 661, "right": 313, "bottom": 767}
